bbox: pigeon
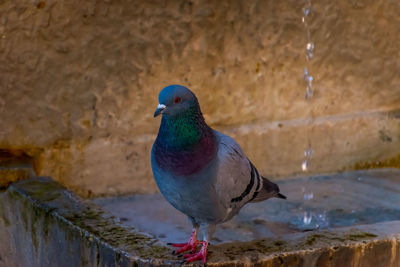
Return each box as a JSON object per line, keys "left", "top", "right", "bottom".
{"left": 151, "top": 85, "right": 286, "bottom": 264}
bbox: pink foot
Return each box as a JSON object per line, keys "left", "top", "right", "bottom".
{"left": 183, "top": 241, "right": 208, "bottom": 264}
{"left": 168, "top": 230, "right": 202, "bottom": 254}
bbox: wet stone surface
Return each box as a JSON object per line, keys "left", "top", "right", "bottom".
{"left": 94, "top": 169, "right": 400, "bottom": 245}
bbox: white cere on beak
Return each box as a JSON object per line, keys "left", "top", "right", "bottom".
{"left": 154, "top": 103, "right": 167, "bottom": 117}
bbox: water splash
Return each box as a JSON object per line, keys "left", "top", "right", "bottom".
{"left": 303, "top": 211, "right": 312, "bottom": 225}
{"left": 303, "top": 210, "right": 327, "bottom": 228}
{"left": 315, "top": 211, "right": 328, "bottom": 229}
{"left": 300, "top": 182, "right": 330, "bottom": 229}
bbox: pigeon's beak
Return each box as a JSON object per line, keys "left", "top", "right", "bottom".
{"left": 154, "top": 104, "right": 166, "bottom": 117}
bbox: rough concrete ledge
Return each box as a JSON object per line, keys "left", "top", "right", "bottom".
{"left": 1, "top": 177, "right": 400, "bottom": 267}
{"left": 0, "top": 177, "right": 173, "bottom": 267}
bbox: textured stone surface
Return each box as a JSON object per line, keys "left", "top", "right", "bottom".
{"left": 0, "top": 177, "right": 173, "bottom": 267}
{"left": 0, "top": 0, "right": 399, "bottom": 195}
{"left": 2, "top": 175, "right": 400, "bottom": 266}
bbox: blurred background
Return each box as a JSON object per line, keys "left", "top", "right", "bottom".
{"left": 1, "top": 0, "right": 399, "bottom": 198}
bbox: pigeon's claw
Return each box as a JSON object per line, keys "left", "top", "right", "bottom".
{"left": 172, "top": 241, "right": 201, "bottom": 254}
{"left": 183, "top": 241, "right": 208, "bottom": 264}
{"left": 169, "top": 230, "right": 201, "bottom": 254}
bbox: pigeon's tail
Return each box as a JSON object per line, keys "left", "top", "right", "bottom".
{"left": 249, "top": 176, "right": 286, "bottom": 203}
{"left": 276, "top": 193, "right": 287, "bottom": 199}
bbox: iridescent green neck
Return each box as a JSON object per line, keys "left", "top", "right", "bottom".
{"left": 153, "top": 105, "right": 217, "bottom": 176}
{"left": 156, "top": 106, "right": 210, "bottom": 150}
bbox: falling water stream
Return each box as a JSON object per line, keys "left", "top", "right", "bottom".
{"left": 301, "top": 0, "right": 318, "bottom": 229}
{"left": 299, "top": 1, "right": 330, "bottom": 230}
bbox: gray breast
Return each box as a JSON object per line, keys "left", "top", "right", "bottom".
{"left": 151, "top": 151, "right": 229, "bottom": 224}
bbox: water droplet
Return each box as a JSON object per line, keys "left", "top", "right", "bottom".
{"left": 357, "top": 177, "right": 362, "bottom": 181}
{"left": 306, "top": 42, "right": 314, "bottom": 60}
{"left": 305, "top": 86, "right": 313, "bottom": 99}
{"left": 318, "top": 212, "right": 326, "bottom": 221}
{"left": 314, "top": 212, "right": 328, "bottom": 228}
{"left": 302, "top": 7, "right": 311, "bottom": 17}
{"left": 304, "top": 148, "right": 314, "bottom": 158}
{"left": 304, "top": 192, "right": 314, "bottom": 200}
{"left": 303, "top": 211, "right": 312, "bottom": 225}
{"left": 302, "top": 160, "right": 309, "bottom": 172}
{"left": 303, "top": 68, "right": 313, "bottom": 84}
{"left": 303, "top": 67, "right": 309, "bottom": 77}
{"left": 303, "top": 68, "right": 314, "bottom": 99}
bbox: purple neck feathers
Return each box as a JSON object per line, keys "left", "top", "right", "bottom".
{"left": 153, "top": 110, "right": 217, "bottom": 176}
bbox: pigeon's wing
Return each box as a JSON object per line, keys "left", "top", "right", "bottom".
{"left": 213, "top": 131, "right": 283, "bottom": 218}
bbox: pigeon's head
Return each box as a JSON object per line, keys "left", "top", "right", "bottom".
{"left": 154, "top": 85, "right": 199, "bottom": 118}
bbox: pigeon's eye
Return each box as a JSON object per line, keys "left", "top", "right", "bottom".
{"left": 174, "top": 97, "right": 181, "bottom": 103}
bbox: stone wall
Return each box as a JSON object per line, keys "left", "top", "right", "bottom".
{"left": 1, "top": 0, "right": 399, "bottom": 196}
